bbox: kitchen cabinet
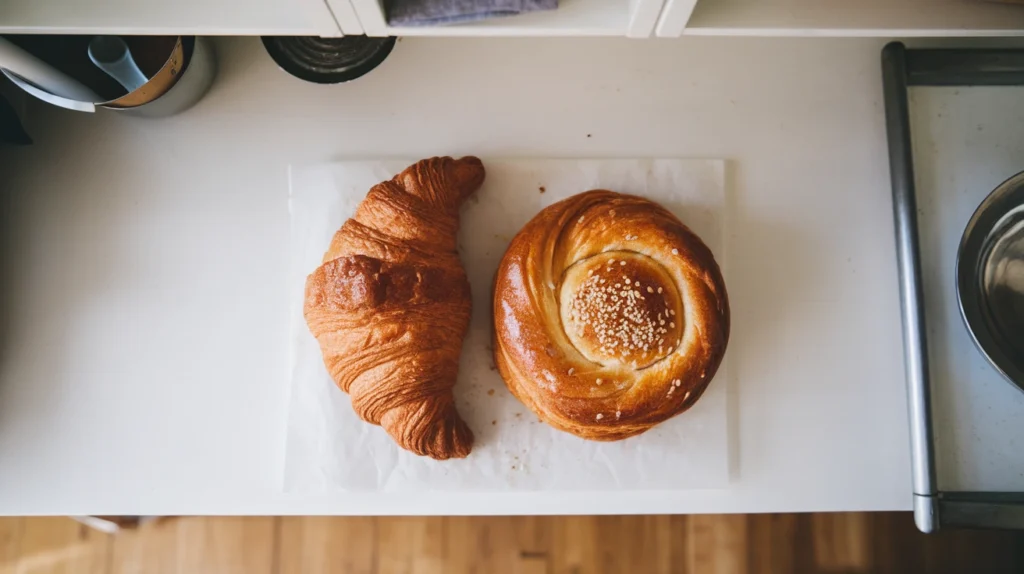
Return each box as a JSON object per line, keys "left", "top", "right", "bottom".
{"left": 2, "top": 0, "right": 1024, "bottom": 38}
{"left": 657, "top": 0, "right": 1024, "bottom": 37}
{"left": 343, "top": 0, "right": 667, "bottom": 38}
{"left": 0, "top": 0, "right": 348, "bottom": 36}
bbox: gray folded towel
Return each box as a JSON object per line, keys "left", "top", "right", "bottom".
{"left": 385, "top": 0, "right": 558, "bottom": 26}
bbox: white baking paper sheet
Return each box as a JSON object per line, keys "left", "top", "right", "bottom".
{"left": 285, "top": 159, "right": 729, "bottom": 492}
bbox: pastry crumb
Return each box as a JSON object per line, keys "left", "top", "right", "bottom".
{"left": 487, "top": 389, "right": 495, "bottom": 396}
{"left": 539, "top": 186, "right": 546, "bottom": 193}
{"left": 492, "top": 420, "right": 497, "bottom": 425}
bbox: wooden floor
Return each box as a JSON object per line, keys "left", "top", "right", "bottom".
{"left": 0, "top": 513, "right": 1021, "bottom": 574}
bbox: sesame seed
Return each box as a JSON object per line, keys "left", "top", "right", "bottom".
{"left": 700, "top": 373, "right": 706, "bottom": 379}
{"left": 588, "top": 269, "right": 594, "bottom": 276}
{"left": 647, "top": 287, "right": 653, "bottom": 293}
{"left": 672, "top": 248, "right": 679, "bottom": 255}
{"left": 596, "top": 378, "right": 602, "bottom": 385}
{"left": 658, "top": 287, "right": 663, "bottom": 294}
{"left": 568, "top": 368, "right": 575, "bottom": 375}
{"left": 674, "top": 379, "right": 682, "bottom": 387}
{"left": 625, "top": 279, "right": 631, "bottom": 285}
{"left": 684, "top": 391, "right": 692, "bottom": 400}
{"left": 669, "top": 309, "right": 675, "bottom": 316}
{"left": 579, "top": 215, "right": 585, "bottom": 223}
{"left": 596, "top": 413, "right": 604, "bottom": 420}
{"left": 616, "top": 411, "right": 621, "bottom": 419}
{"left": 670, "top": 322, "right": 675, "bottom": 328}
{"left": 620, "top": 261, "right": 626, "bottom": 266}
{"left": 610, "top": 209, "right": 616, "bottom": 216}
{"left": 609, "top": 259, "right": 615, "bottom": 265}
{"left": 567, "top": 270, "right": 664, "bottom": 362}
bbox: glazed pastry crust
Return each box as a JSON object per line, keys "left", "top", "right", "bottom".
{"left": 304, "top": 157, "right": 485, "bottom": 459}
{"left": 493, "top": 190, "right": 729, "bottom": 441}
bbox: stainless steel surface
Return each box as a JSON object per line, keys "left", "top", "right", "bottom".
{"left": 958, "top": 170, "right": 1024, "bottom": 394}
{"left": 940, "top": 494, "right": 1024, "bottom": 529}
{"left": 883, "top": 42, "right": 1024, "bottom": 532}
{"left": 882, "top": 42, "right": 939, "bottom": 533}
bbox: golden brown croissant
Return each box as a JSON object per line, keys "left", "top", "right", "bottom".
{"left": 493, "top": 190, "right": 729, "bottom": 441}
{"left": 304, "top": 157, "right": 485, "bottom": 460}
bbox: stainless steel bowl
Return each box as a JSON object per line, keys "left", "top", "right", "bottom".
{"left": 957, "top": 169, "right": 1024, "bottom": 394}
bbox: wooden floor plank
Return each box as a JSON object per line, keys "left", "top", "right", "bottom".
{"left": 376, "top": 517, "right": 446, "bottom": 574}
{"left": 9, "top": 517, "right": 110, "bottom": 574}
{"left": 550, "top": 516, "right": 599, "bottom": 574}
{"left": 445, "top": 516, "right": 520, "bottom": 574}
{"left": 277, "top": 516, "right": 375, "bottom": 574}
{"left": 811, "top": 511, "right": 871, "bottom": 572}
{"left": 174, "top": 517, "right": 275, "bottom": 574}
{"left": 109, "top": 518, "right": 179, "bottom": 574}
{"left": 687, "top": 514, "right": 747, "bottom": 574}
{"left": 747, "top": 513, "right": 801, "bottom": 574}
{"left": 511, "top": 516, "right": 552, "bottom": 574}
{"left": 0, "top": 518, "right": 23, "bottom": 574}
{"left": 2, "top": 513, "right": 1023, "bottom": 574}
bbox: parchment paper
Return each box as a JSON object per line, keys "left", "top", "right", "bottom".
{"left": 285, "top": 159, "right": 729, "bottom": 492}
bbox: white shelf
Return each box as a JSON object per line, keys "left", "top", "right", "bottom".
{"left": 351, "top": 0, "right": 664, "bottom": 37}
{"left": 658, "top": 0, "right": 1024, "bottom": 37}
{"left": 0, "top": 0, "right": 343, "bottom": 36}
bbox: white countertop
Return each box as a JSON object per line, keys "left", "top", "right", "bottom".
{"left": 0, "top": 36, "right": 913, "bottom": 515}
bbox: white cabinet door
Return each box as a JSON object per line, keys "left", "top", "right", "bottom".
{"left": 348, "top": 0, "right": 666, "bottom": 37}
{"left": 0, "top": 0, "right": 343, "bottom": 36}
{"left": 656, "top": 0, "right": 1024, "bottom": 37}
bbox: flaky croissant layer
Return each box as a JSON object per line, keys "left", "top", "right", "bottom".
{"left": 304, "top": 157, "right": 485, "bottom": 460}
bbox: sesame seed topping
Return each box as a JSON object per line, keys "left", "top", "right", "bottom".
{"left": 596, "top": 378, "right": 602, "bottom": 385}
{"left": 588, "top": 269, "right": 594, "bottom": 276}
{"left": 609, "top": 209, "right": 616, "bottom": 216}
{"left": 672, "top": 248, "right": 679, "bottom": 255}
{"left": 674, "top": 379, "right": 682, "bottom": 387}
{"left": 596, "top": 413, "right": 604, "bottom": 420}
{"left": 568, "top": 367, "right": 575, "bottom": 375}
{"left": 616, "top": 411, "right": 621, "bottom": 419}
{"left": 567, "top": 268, "right": 672, "bottom": 364}
{"left": 670, "top": 322, "right": 676, "bottom": 328}
{"left": 684, "top": 391, "right": 692, "bottom": 400}
{"left": 579, "top": 215, "right": 585, "bottom": 223}
{"left": 658, "top": 287, "right": 663, "bottom": 294}
{"left": 647, "top": 287, "right": 654, "bottom": 293}
{"left": 620, "top": 261, "right": 626, "bottom": 266}
{"left": 669, "top": 309, "right": 675, "bottom": 316}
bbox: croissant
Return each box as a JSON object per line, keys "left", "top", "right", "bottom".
{"left": 493, "top": 190, "right": 729, "bottom": 441}
{"left": 304, "top": 156, "right": 485, "bottom": 460}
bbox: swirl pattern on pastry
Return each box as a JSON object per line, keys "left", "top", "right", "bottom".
{"left": 493, "top": 190, "right": 729, "bottom": 441}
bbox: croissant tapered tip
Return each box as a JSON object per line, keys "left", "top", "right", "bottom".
{"left": 446, "top": 156, "right": 486, "bottom": 202}
{"left": 381, "top": 400, "right": 475, "bottom": 460}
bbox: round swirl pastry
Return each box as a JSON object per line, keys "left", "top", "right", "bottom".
{"left": 493, "top": 190, "right": 729, "bottom": 441}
